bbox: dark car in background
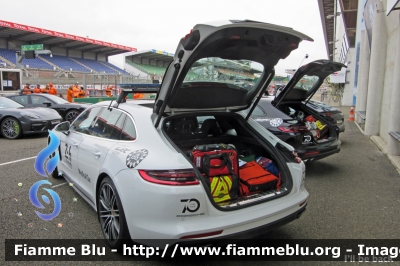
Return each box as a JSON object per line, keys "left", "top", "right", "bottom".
{"left": 0, "top": 97, "right": 62, "bottom": 139}
{"left": 275, "top": 87, "right": 345, "bottom": 133}
{"left": 6, "top": 94, "right": 90, "bottom": 122}
{"left": 249, "top": 60, "right": 346, "bottom": 162}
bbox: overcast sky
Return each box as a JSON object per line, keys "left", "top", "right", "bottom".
{"left": 4, "top": 0, "right": 327, "bottom": 76}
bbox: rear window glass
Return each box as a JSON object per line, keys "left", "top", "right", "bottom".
{"left": 183, "top": 57, "right": 263, "bottom": 90}
{"left": 294, "top": 75, "right": 319, "bottom": 91}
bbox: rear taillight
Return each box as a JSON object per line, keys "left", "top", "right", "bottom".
{"left": 139, "top": 169, "right": 200, "bottom": 186}
{"left": 278, "top": 126, "right": 310, "bottom": 133}
{"left": 322, "top": 112, "right": 332, "bottom": 117}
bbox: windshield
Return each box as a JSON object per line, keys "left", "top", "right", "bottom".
{"left": 44, "top": 94, "right": 69, "bottom": 104}
{"left": 0, "top": 97, "right": 23, "bottom": 109}
{"left": 294, "top": 75, "right": 319, "bottom": 91}
{"left": 183, "top": 57, "right": 263, "bottom": 90}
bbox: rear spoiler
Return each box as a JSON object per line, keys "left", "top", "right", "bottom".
{"left": 116, "top": 83, "right": 160, "bottom": 105}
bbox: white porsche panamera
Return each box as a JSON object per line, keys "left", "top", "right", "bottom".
{"left": 51, "top": 20, "right": 311, "bottom": 248}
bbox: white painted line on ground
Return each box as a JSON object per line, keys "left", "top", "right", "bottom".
{"left": 51, "top": 182, "right": 68, "bottom": 188}
{"left": 0, "top": 156, "right": 37, "bottom": 166}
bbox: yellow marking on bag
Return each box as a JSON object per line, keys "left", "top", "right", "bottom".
{"left": 315, "top": 120, "right": 326, "bottom": 130}
{"left": 210, "top": 175, "right": 233, "bottom": 202}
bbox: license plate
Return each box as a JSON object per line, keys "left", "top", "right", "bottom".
{"left": 303, "top": 135, "right": 312, "bottom": 143}
{"left": 51, "top": 120, "right": 60, "bottom": 125}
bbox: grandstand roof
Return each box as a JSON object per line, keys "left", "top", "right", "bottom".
{"left": 0, "top": 20, "right": 137, "bottom": 57}
{"left": 125, "top": 49, "right": 174, "bottom": 63}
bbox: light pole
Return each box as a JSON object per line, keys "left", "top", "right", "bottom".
{"left": 298, "top": 54, "right": 309, "bottom": 68}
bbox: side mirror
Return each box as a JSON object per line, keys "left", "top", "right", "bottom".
{"left": 43, "top": 101, "right": 52, "bottom": 107}
{"left": 55, "top": 121, "right": 70, "bottom": 135}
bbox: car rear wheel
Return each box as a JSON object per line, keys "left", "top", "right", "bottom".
{"left": 65, "top": 110, "right": 80, "bottom": 122}
{"left": 1, "top": 117, "right": 22, "bottom": 139}
{"left": 97, "top": 177, "right": 130, "bottom": 248}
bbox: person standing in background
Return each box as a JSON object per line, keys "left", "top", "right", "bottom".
{"left": 23, "top": 83, "right": 32, "bottom": 94}
{"left": 41, "top": 84, "right": 49, "bottom": 93}
{"left": 48, "top": 83, "right": 57, "bottom": 95}
{"left": 67, "top": 86, "right": 74, "bottom": 103}
{"left": 33, "top": 84, "right": 41, "bottom": 93}
{"left": 78, "top": 87, "right": 85, "bottom": 98}
{"left": 72, "top": 83, "right": 80, "bottom": 98}
{"left": 106, "top": 85, "right": 112, "bottom": 97}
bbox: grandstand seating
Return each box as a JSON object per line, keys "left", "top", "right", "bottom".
{"left": 126, "top": 61, "right": 167, "bottom": 76}
{"left": 72, "top": 57, "right": 126, "bottom": 74}
{"left": 40, "top": 54, "right": 90, "bottom": 72}
{"left": 0, "top": 48, "right": 54, "bottom": 69}
{"left": 100, "top": 61, "right": 129, "bottom": 75}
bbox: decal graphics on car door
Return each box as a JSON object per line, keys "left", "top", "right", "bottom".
{"left": 65, "top": 107, "right": 102, "bottom": 186}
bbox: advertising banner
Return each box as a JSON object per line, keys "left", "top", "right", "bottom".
{"left": 330, "top": 67, "right": 347, "bottom": 83}
{"left": 0, "top": 20, "right": 136, "bottom": 52}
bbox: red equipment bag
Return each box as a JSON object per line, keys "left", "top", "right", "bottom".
{"left": 239, "top": 161, "right": 280, "bottom": 193}
{"left": 202, "top": 153, "right": 233, "bottom": 176}
{"left": 191, "top": 144, "right": 239, "bottom": 202}
{"left": 191, "top": 144, "right": 239, "bottom": 176}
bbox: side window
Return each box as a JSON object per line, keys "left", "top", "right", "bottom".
{"left": 244, "top": 106, "right": 265, "bottom": 117}
{"left": 121, "top": 116, "right": 137, "bottom": 141}
{"left": 31, "top": 95, "right": 48, "bottom": 104}
{"left": 252, "top": 106, "right": 266, "bottom": 116}
{"left": 11, "top": 96, "right": 28, "bottom": 105}
{"left": 89, "top": 108, "right": 123, "bottom": 139}
{"left": 70, "top": 107, "right": 102, "bottom": 134}
{"left": 109, "top": 113, "right": 126, "bottom": 140}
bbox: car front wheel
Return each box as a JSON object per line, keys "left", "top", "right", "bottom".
{"left": 97, "top": 177, "right": 130, "bottom": 248}
{"left": 1, "top": 117, "right": 22, "bottom": 139}
{"left": 65, "top": 109, "right": 80, "bottom": 122}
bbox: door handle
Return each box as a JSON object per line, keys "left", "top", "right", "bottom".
{"left": 72, "top": 142, "right": 79, "bottom": 147}
{"left": 93, "top": 151, "right": 101, "bottom": 157}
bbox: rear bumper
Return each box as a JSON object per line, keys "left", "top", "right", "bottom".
{"left": 298, "top": 140, "right": 341, "bottom": 161}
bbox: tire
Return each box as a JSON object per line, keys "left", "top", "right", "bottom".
{"left": 1, "top": 117, "right": 22, "bottom": 139}
{"left": 65, "top": 109, "right": 80, "bottom": 122}
{"left": 97, "top": 177, "right": 131, "bottom": 249}
{"left": 51, "top": 166, "right": 62, "bottom": 178}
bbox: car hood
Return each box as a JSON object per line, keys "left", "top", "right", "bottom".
{"left": 154, "top": 20, "right": 313, "bottom": 118}
{"left": 273, "top": 60, "right": 346, "bottom": 105}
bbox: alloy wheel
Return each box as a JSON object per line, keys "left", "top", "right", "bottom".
{"left": 66, "top": 111, "right": 79, "bottom": 122}
{"left": 98, "top": 183, "right": 120, "bottom": 243}
{"left": 1, "top": 118, "right": 20, "bottom": 139}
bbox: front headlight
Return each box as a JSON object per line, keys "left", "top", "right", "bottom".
{"left": 20, "top": 112, "right": 40, "bottom": 119}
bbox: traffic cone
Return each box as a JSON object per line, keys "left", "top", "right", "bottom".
{"left": 348, "top": 106, "right": 355, "bottom": 121}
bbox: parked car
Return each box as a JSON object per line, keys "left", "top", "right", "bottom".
{"left": 50, "top": 20, "right": 312, "bottom": 248}
{"left": 0, "top": 96, "right": 62, "bottom": 139}
{"left": 267, "top": 84, "right": 285, "bottom": 96}
{"left": 6, "top": 94, "right": 90, "bottom": 122}
{"left": 249, "top": 60, "right": 346, "bottom": 162}
{"left": 275, "top": 87, "right": 345, "bottom": 133}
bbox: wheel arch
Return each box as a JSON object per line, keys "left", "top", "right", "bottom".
{"left": 95, "top": 172, "right": 110, "bottom": 217}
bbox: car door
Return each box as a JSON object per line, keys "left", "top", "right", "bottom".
{"left": 76, "top": 107, "right": 128, "bottom": 203}
{"left": 29, "top": 95, "right": 54, "bottom": 108}
{"left": 59, "top": 106, "right": 103, "bottom": 186}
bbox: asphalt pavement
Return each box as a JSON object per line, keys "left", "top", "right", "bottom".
{"left": 1, "top": 109, "right": 400, "bottom": 266}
